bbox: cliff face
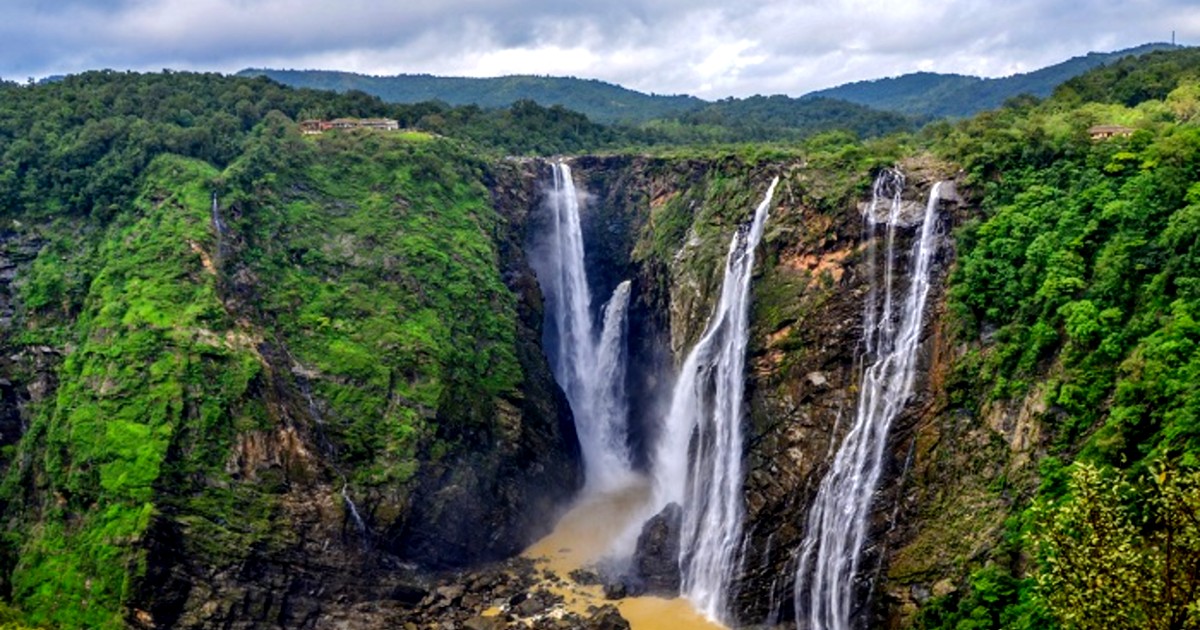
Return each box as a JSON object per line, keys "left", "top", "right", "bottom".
{"left": 0, "top": 133, "right": 580, "bottom": 629}
{"left": 564, "top": 154, "right": 968, "bottom": 627}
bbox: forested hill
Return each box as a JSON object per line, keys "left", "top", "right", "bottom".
{"left": 235, "top": 70, "right": 703, "bottom": 124}
{"left": 243, "top": 43, "right": 1176, "bottom": 126}
{"left": 803, "top": 42, "right": 1180, "bottom": 118}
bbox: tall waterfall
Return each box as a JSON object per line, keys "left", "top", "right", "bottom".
{"left": 794, "top": 170, "right": 943, "bottom": 630}
{"left": 541, "top": 161, "right": 634, "bottom": 492}
{"left": 652, "top": 177, "right": 779, "bottom": 623}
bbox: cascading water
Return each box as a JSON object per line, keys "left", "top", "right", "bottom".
{"left": 211, "top": 191, "right": 226, "bottom": 235}
{"left": 539, "top": 161, "right": 634, "bottom": 491}
{"left": 595, "top": 279, "right": 633, "bottom": 463}
{"left": 340, "top": 483, "right": 369, "bottom": 548}
{"left": 652, "top": 177, "right": 779, "bottom": 623}
{"left": 793, "top": 170, "right": 943, "bottom": 630}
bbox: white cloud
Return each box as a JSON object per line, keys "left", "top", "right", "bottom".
{"left": 1, "top": 0, "right": 1196, "bottom": 97}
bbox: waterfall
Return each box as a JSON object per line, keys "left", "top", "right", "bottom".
{"left": 794, "top": 171, "right": 943, "bottom": 630}
{"left": 595, "top": 280, "right": 633, "bottom": 465}
{"left": 652, "top": 177, "right": 778, "bottom": 623}
{"left": 211, "top": 192, "right": 226, "bottom": 235}
{"left": 539, "top": 161, "right": 634, "bottom": 492}
{"left": 340, "top": 483, "right": 369, "bottom": 549}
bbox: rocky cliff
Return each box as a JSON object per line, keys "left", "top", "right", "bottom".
{"left": 561, "top": 153, "right": 970, "bottom": 627}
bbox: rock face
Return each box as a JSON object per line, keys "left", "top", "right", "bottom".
{"left": 633, "top": 502, "right": 683, "bottom": 595}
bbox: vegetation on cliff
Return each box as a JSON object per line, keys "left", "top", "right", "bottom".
{"left": 0, "top": 72, "right": 561, "bottom": 628}
{"left": 907, "top": 48, "right": 1200, "bottom": 630}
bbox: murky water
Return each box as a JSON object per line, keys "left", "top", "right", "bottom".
{"left": 523, "top": 480, "right": 725, "bottom": 630}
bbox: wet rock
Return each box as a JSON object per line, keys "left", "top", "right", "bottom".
{"left": 435, "top": 584, "right": 465, "bottom": 605}
{"left": 514, "top": 589, "right": 558, "bottom": 617}
{"left": 602, "top": 580, "right": 627, "bottom": 600}
{"left": 633, "top": 502, "right": 682, "bottom": 595}
{"left": 585, "top": 604, "right": 631, "bottom": 630}
{"left": 464, "top": 616, "right": 507, "bottom": 630}
{"left": 569, "top": 568, "right": 603, "bottom": 586}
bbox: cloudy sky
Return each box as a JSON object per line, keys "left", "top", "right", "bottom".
{"left": 3, "top": 0, "right": 1197, "bottom": 98}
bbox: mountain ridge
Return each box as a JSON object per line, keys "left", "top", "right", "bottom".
{"left": 803, "top": 42, "right": 1182, "bottom": 117}
{"left": 235, "top": 69, "right": 703, "bottom": 124}
{"left": 239, "top": 42, "right": 1181, "bottom": 123}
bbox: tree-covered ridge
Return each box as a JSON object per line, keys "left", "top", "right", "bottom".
{"left": 0, "top": 68, "right": 650, "bottom": 188}
{"left": 0, "top": 70, "right": 393, "bottom": 219}
{"left": 806, "top": 43, "right": 1180, "bottom": 118}
{"left": 660, "top": 95, "right": 915, "bottom": 142}
{"left": 1054, "top": 47, "right": 1200, "bottom": 107}
{"left": 239, "top": 69, "right": 921, "bottom": 145}
{"left": 243, "top": 43, "right": 1177, "bottom": 127}
{"left": 237, "top": 69, "right": 704, "bottom": 124}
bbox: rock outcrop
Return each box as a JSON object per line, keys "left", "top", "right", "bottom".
{"left": 633, "top": 502, "right": 683, "bottom": 595}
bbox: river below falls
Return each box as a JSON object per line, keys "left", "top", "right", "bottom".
{"left": 522, "top": 479, "right": 725, "bottom": 630}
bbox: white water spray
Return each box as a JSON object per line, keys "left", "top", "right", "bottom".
{"left": 540, "top": 162, "right": 634, "bottom": 491}
{"left": 794, "top": 170, "right": 943, "bottom": 630}
{"left": 652, "top": 177, "right": 778, "bottom": 623}
{"left": 340, "top": 483, "right": 368, "bottom": 550}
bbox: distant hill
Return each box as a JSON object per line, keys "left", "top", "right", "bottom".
{"left": 236, "top": 69, "right": 703, "bottom": 124}
{"left": 239, "top": 43, "right": 1179, "bottom": 137}
{"left": 675, "top": 94, "right": 914, "bottom": 140}
{"left": 803, "top": 43, "right": 1181, "bottom": 118}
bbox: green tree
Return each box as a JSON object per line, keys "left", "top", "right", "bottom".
{"left": 1029, "top": 463, "right": 1200, "bottom": 630}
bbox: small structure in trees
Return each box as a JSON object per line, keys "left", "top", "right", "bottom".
{"left": 300, "top": 118, "right": 399, "bottom": 134}
{"left": 1088, "top": 124, "right": 1134, "bottom": 140}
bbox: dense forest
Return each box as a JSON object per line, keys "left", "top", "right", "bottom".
{"left": 0, "top": 45, "right": 1198, "bottom": 629}
{"left": 907, "top": 47, "right": 1200, "bottom": 630}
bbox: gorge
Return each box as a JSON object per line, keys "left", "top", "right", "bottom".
{"left": 514, "top": 156, "right": 956, "bottom": 629}
{"left": 2, "top": 58, "right": 1200, "bottom": 630}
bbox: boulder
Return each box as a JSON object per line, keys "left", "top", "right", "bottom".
{"left": 632, "top": 502, "right": 682, "bottom": 595}
{"left": 585, "top": 605, "right": 631, "bottom": 630}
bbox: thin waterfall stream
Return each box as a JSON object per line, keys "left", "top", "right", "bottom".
{"left": 652, "top": 177, "right": 779, "bottom": 624}
{"left": 794, "top": 170, "right": 944, "bottom": 630}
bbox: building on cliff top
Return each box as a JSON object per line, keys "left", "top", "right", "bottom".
{"left": 1089, "top": 124, "right": 1134, "bottom": 140}
{"left": 300, "top": 118, "right": 399, "bottom": 134}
